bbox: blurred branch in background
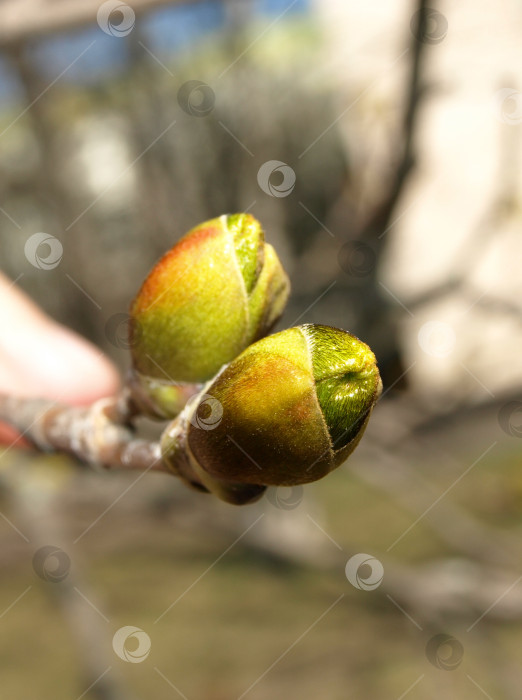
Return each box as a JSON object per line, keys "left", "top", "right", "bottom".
{"left": 0, "top": 0, "right": 197, "bottom": 45}
{"left": 288, "top": 0, "right": 435, "bottom": 393}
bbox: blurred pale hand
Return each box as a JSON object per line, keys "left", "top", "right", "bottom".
{"left": 0, "top": 272, "right": 119, "bottom": 445}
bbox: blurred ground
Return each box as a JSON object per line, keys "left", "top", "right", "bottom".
{"left": 0, "top": 430, "right": 520, "bottom": 700}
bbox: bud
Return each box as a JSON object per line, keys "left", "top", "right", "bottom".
{"left": 161, "top": 324, "right": 382, "bottom": 504}
{"left": 129, "top": 214, "right": 290, "bottom": 416}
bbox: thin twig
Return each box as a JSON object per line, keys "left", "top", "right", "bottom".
{"left": 358, "top": 0, "right": 429, "bottom": 243}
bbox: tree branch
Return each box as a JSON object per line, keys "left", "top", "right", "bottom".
{"left": 0, "top": 0, "right": 200, "bottom": 46}
{"left": 0, "top": 394, "right": 165, "bottom": 473}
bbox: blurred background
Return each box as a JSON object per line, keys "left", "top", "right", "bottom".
{"left": 1, "top": 0, "right": 522, "bottom": 698}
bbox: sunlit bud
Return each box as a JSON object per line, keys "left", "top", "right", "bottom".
{"left": 129, "top": 214, "right": 289, "bottom": 417}
{"left": 161, "top": 324, "right": 382, "bottom": 504}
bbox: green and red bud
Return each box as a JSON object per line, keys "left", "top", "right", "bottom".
{"left": 161, "top": 324, "right": 382, "bottom": 504}
{"left": 129, "top": 214, "right": 290, "bottom": 417}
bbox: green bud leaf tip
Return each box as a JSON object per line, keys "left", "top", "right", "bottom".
{"left": 303, "top": 324, "right": 381, "bottom": 451}
{"left": 129, "top": 213, "right": 290, "bottom": 414}
{"left": 162, "top": 324, "right": 382, "bottom": 503}
{"left": 228, "top": 213, "right": 263, "bottom": 293}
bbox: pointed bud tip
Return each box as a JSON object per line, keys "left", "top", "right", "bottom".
{"left": 226, "top": 213, "right": 264, "bottom": 294}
